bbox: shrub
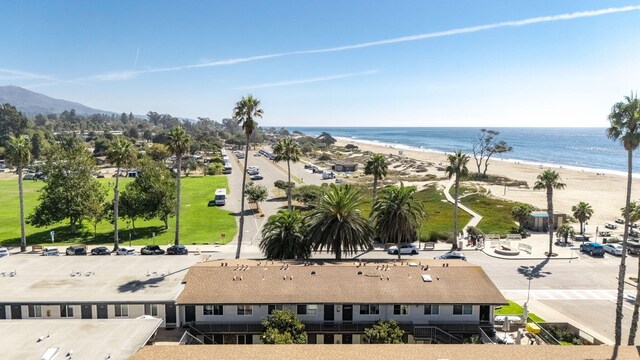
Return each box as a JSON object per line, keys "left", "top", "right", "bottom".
{"left": 207, "top": 163, "right": 223, "bottom": 175}
{"left": 318, "top": 153, "right": 332, "bottom": 161}
{"left": 428, "top": 231, "right": 451, "bottom": 242}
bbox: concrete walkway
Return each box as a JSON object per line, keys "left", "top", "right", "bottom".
{"left": 442, "top": 177, "right": 483, "bottom": 231}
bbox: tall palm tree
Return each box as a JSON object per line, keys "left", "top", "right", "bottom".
{"left": 364, "top": 154, "right": 388, "bottom": 201}
{"left": 260, "top": 210, "right": 309, "bottom": 259}
{"left": 6, "top": 135, "right": 31, "bottom": 252}
{"left": 445, "top": 150, "right": 469, "bottom": 249}
{"left": 166, "top": 126, "right": 191, "bottom": 246}
{"left": 106, "top": 136, "right": 136, "bottom": 251}
{"left": 273, "top": 137, "right": 301, "bottom": 210}
{"left": 371, "top": 183, "right": 426, "bottom": 260}
{"left": 571, "top": 202, "right": 593, "bottom": 235}
{"left": 233, "top": 95, "right": 263, "bottom": 259}
{"left": 607, "top": 92, "right": 640, "bottom": 345}
{"left": 306, "top": 184, "right": 373, "bottom": 259}
{"left": 533, "top": 169, "right": 566, "bottom": 257}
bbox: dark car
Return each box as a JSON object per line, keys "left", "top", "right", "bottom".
{"left": 250, "top": 175, "right": 264, "bottom": 181}
{"left": 66, "top": 245, "right": 87, "bottom": 256}
{"left": 627, "top": 241, "right": 640, "bottom": 255}
{"left": 91, "top": 246, "right": 111, "bottom": 255}
{"left": 580, "top": 242, "right": 605, "bottom": 256}
{"left": 573, "top": 235, "right": 589, "bottom": 242}
{"left": 167, "top": 244, "right": 188, "bottom": 255}
{"left": 141, "top": 245, "right": 165, "bottom": 255}
{"left": 435, "top": 251, "right": 467, "bottom": 261}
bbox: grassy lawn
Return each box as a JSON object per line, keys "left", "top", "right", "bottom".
{"left": 495, "top": 301, "right": 545, "bottom": 323}
{"left": 0, "top": 176, "right": 237, "bottom": 248}
{"left": 459, "top": 193, "right": 519, "bottom": 234}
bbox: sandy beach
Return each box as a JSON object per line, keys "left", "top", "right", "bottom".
{"left": 335, "top": 138, "right": 640, "bottom": 229}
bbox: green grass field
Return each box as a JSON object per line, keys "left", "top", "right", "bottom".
{"left": 459, "top": 193, "right": 519, "bottom": 234}
{"left": 495, "top": 301, "right": 545, "bottom": 323}
{"left": 0, "top": 176, "right": 237, "bottom": 247}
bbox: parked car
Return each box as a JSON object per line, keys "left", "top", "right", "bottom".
{"left": 0, "top": 247, "right": 9, "bottom": 258}
{"left": 247, "top": 169, "right": 259, "bottom": 175}
{"left": 627, "top": 241, "right": 640, "bottom": 255}
{"left": 42, "top": 247, "right": 60, "bottom": 256}
{"left": 23, "top": 173, "right": 36, "bottom": 180}
{"left": 580, "top": 242, "right": 605, "bottom": 256}
{"left": 141, "top": 245, "right": 165, "bottom": 255}
{"left": 604, "top": 222, "right": 618, "bottom": 230}
{"left": 603, "top": 243, "right": 623, "bottom": 256}
{"left": 66, "top": 245, "right": 87, "bottom": 256}
{"left": 167, "top": 244, "right": 188, "bottom": 255}
{"left": 435, "top": 251, "right": 467, "bottom": 261}
{"left": 91, "top": 246, "right": 111, "bottom": 256}
{"left": 631, "top": 230, "right": 640, "bottom": 238}
{"left": 116, "top": 247, "right": 136, "bottom": 256}
{"left": 574, "top": 235, "right": 590, "bottom": 242}
{"left": 387, "top": 243, "right": 419, "bottom": 255}
{"left": 250, "top": 175, "right": 264, "bottom": 181}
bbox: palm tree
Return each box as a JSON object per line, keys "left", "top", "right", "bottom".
{"left": 511, "top": 203, "right": 534, "bottom": 232}
{"left": 607, "top": 92, "right": 640, "bottom": 345}
{"left": 364, "top": 154, "right": 388, "bottom": 201}
{"left": 260, "top": 210, "right": 309, "bottom": 259}
{"left": 6, "top": 135, "right": 31, "bottom": 252}
{"left": 571, "top": 202, "right": 593, "bottom": 235}
{"left": 306, "top": 184, "right": 373, "bottom": 259}
{"left": 445, "top": 150, "right": 469, "bottom": 249}
{"left": 233, "top": 95, "right": 263, "bottom": 259}
{"left": 166, "top": 126, "right": 192, "bottom": 246}
{"left": 106, "top": 137, "right": 136, "bottom": 251}
{"left": 555, "top": 224, "right": 575, "bottom": 245}
{"left": 273, "top": 137, "right": 301, "bottom": 210}
{"left": 371, "top": 183, "right": 425, "bottom": 260}
{"left": 533, "top": 169, "right": 566, "bottom": 257}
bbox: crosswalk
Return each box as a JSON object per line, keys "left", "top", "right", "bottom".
{"left": 502, "top": 289, "right": 636, "bottom": 301}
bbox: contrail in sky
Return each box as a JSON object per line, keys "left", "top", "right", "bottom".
{"left": 133, "top": 47, "right": 140, "bottom": 69}
{"left": 237, "top": 70, "right": 379, "bottom": 89}
{"left": 15, "top": 5, "right": 640, "bottom": 83}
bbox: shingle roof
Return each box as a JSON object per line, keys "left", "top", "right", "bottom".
{"left": 131, "top": 344, "right": 640, "bottom": 360}
{"left": 177, "top": 260, "right": 507, "bottom": 305}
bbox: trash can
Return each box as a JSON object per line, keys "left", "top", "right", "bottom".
{"left": 603, "top": 238, "right": 607, "bottom": 244}
{"left": 458, "top": 240, "right": 464, "bottom": 249}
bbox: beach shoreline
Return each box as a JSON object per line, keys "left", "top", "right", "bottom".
{"left": 335, "top": 137, "right": 640, "bottom": 228}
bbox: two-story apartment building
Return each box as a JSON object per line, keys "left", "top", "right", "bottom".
{"left": 177, "top": 260, "right": 507, "bottom": 344}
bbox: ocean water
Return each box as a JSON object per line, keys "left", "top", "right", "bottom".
{"left": 284, "top": 127, "right": 638, "bottom": 175}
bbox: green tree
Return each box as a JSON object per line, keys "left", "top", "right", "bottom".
{"left": 87, "top": 202, "right": 110, "bottom": 241}
{"left": 371, "top": 183, "right": 425, "bottom": 260}
{"left": 106, "top": 137, "right": 137, "bottom": 250}
{"left": 147, "top": 143, "right": 170, "bottom": 162}
{"left": 29, "top": 143, "right": 106, "bottom": 234}
{"left": 317, "top": 132, "right": 336, "bottom": 147}
{"left": 233, "top": 95, "right": 263, "bottom": 259}
{"left": 364, "top": 154, "right": 388, "bottom": 201}
{"left": 245, "top": 183, "right": 268, "bottom": 208}
{"left": 273, "top": 137, "right": 301, "bottom": 210}
{"left": 305, "top": 184, "right": 373, "bottom": 259}
{"left": 292, "top": 185, "right": 326, "bottom": 208}
{"left": 607, "top": 92, "right": 640, "bottom": 345}
{"left": 0, "top": 103, "right": 29, "bottom": 147}
{"left": 556, "top": 223, "right": 575, "bottom": 245}
{"left": 5, "top": 135, "right": 31, "bottom": 252}
{"left": 166, "top": 126, "right": 191, "bottom": 245}
{"left": 511, "top": 203, "right": 534, "bottom": 231}
{"left": 471, "top": 129, "right": 512, "bottom": 177}
{"left": 260, "top": 309, "right": 307, "bottom": 344}
{"left": 533, "top": 169, "right": 566, "bottom": 257}
{"left": 30, "top": 131, "right": 49, "bottom": 160}
{"left": 93, "top": 136, "right": 111, "bottom": 156}
{"left": 445, "top": 150, "right": 469, "bottom": 248}
{"left": 363, "top": 320, "right": 404, "bottom": 344}
{"left": 571, "top": 202, "right": 593, "bottom": 235}
{"left": 260, "top": 210, "right": 310, "bottom": 259}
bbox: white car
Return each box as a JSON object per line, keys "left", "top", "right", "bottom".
{"left": 116, "top": 247, "right": 136, "bottom": 256}
{"left": 387, "top": 244, "right": 420, "bottom": 255}
{"left": 0, "top": 247, "right": 9, "bottom": 258}
{"left": 603, "top": 243, "right": 623, "bottom": 256}
{"left": 42, "top": 247, "right": 60, "bottom": 256}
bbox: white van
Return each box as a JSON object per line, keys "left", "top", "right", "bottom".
{"left": 42, "top": 247, "right": 60, "bottom": 256}
{"left": 322, "top": 171, "right": 335, "bottom": 180}
{"left": 0, "top": 247, "right": 9, "bottom": 258}
{"left": 214, "top": 188, "right": 227, "bottom": 206}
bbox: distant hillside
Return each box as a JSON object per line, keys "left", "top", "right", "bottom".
{"left": 0, "top": 85, "right": 113, "bottom": 116}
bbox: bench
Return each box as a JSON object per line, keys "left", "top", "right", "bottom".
{"left": 423, "top": 243, "right": 435, "bottom": 251}
{"left": 31, "top": 245, "right": 43, "bottom": 252}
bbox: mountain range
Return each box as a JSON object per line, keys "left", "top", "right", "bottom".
{"left": 0, "top": 85, "right": 113, "bottom": 116}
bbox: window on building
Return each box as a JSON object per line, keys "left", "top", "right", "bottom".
{"left": 453, "top": 305, "right": 473, "bottom": 315}
{"left": 237, "top": 334, "right": 253, "bottom": 344}
{"left": 28, "top": 305, "right": 42, "bottom": 318}
{"left": 297, "top": 305, "right": 306, "bottom": 315}
{"left": 297, "top": 305, "right": 317, "bottom": 316}
{"left": 150, "top": 304, "right": 159, "bottom": 317}
{"left": 360, "top": 305, "right": 380, "bottom": 315}
{"left": 424, "top": 305, "right": 440, "bottom": 315}
{"left": 115, "top": 304, "right": 129, "bottom": 317}
{"left": 237, "top": 305, "right": 252, "bottom": 316}
{"left": 204, "top": 305, "right": 214, "bottom": 316}
{"left": 60, "top": 305, "right": 74, "bottom": 318}
{"left": 268, "top": 304, "right": 284, "bottom": 315}
{"left": 213, "top": 305, "right": 223, "bottom": 315}
{"left": 393, "top": 305, "right": 409, "bottom": 315}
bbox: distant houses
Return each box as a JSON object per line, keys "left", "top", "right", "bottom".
{"left": 331, "top": 162, "right": 358, "bottom": 172}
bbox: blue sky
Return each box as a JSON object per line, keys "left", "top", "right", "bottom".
{"left": 1, "top": 1, "right": 639, "bottom": 127}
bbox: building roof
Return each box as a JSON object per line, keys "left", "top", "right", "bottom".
{"left": 1, "top": 317, "right": 161, "bottom": 360}
{"left": 0, "top": 254, "right": 202, "bottom": 303}
{"left": 131, "top": 344, "right": 640, "bottom": 360}
{"left": 177, "top": 260, "right": 507, "bottom": 305}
